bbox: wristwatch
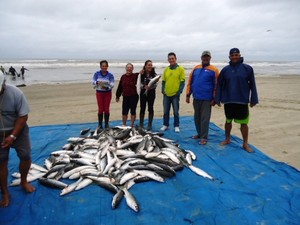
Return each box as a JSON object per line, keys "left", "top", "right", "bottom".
{"left": 9, "top": 134, "right": 17, "bottom": 140}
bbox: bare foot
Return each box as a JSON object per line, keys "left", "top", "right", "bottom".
{"left": 199, "top": 140, "right": 207, "bottom": 145}
{"left": 21, "top": 182, "right": 35, "bottom": 193}
{"left": 0, "top": 193, "right": 10, "bottom": 207}
{"left": 243, "top": 143, "right": 254, "bottom": 153}
{"left": 220, "top": 140, "right": 230, "bottom": 146}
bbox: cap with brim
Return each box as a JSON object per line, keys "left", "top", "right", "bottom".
{"left": 0, "top": 73, "right": 5, "bottom": 92}
{"left": 229, "top": 48, "right": 240, "bottom": 55}
{"left": 201, "top": 51, "right": 211, "bottom": 57}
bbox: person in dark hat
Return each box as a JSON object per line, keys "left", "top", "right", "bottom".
{"left": 0, "top": 73, "right": 35, "bottom": 207}
{"left": 186, "top": 50, "right": 219, "bottom": 145}
{"left": 215, "top": 48, "right": 259, "bottom": 153}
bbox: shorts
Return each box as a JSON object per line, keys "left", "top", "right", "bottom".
{"left": 0, "top": 125, "right": 31, "bottom": 162}
{"left": 224, "top": 103, "right": 249, "bottom": 124}
{"left": 122, "top": 95, "right": 139, "bottom": 115}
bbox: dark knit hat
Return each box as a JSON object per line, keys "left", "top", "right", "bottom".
{"left": 229, "top": 48, "right": 240, "bottom": 55}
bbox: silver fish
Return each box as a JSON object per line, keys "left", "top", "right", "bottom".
{"left": 144, "top": 75, "right": 161, "bottom": 95}
{"left": 188, "top": 164, "right": 214, "bottom": 180}
{"left": 112, "top": 189, "right": 124, "bottom": 209}
{"left": 39, "top": 178, "right": 68, "bottom": 189}
{"left": 123, "top": 188, "right": 140, "bottom": 212}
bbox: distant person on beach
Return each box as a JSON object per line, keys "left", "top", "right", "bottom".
{"left": 215, "top": 48, "right": 259, "bottom": 153}
{"left": 0, "top": 73, "right": 35, "bottom": 207}
{"left": 20, "top": 66, "right": 29, "bottom": 79}
{"left": 8, "top": 66, "right": 17, "bottom": 80}
{"left": 92, "top": 60, "right": 115, "bottom": 129}
{"left": 160, "top": 52, "right": 185, "bottom": 132}
{"left": 139, "top": 60, "right": 160, "bottom": 130}
{"left": 186, "top": 51, "right": 219, "bottom": 145}
{"left": 116, "top": 63, "right": 139, "bottom": 127}
{"left": 0, "top": 66, "right": 6, "bottom": 75}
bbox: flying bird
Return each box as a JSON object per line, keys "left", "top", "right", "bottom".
{"left": 266, "top": 29, "right": 272, "bottom": 32}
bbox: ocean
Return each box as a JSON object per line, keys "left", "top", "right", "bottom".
{"left": 1, "top": 59, "right": 300, "bottom": 86}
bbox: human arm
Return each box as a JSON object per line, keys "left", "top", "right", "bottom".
{"left": 161, "top": 81, "right": 165, "bottom": 95}
{"left": 177, "top": 81, "right": 185, "bottom": 96}
{"left": 214, "top": 69, "right": 224, "bottom": 107}
{"left": 249, "top": 68, "right": 259, "bottom": 106}
{"left": 92, "top": 72, "right": 98, "bottom": 86}
{"left": 177, "top": 66, "right": 185, "bottom": 95}
{"left": 211, "top": 67, "right": 220, "bottom": 106}
{"left": 107, "top": 73, "right": 115, "bottom": 89}
{"left": 186, "top": 69, "right": 194, "bottom": 103}
{"left": 116, "top": 78, "right": 123, "bottom": 102}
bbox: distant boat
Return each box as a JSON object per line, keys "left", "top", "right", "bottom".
{"left": 16, "top": 84, "right": 26, "bottom": 87}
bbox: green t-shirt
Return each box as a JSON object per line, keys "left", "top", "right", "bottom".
{"left": 162, "top": 65, "right": 185, "bottom": 96}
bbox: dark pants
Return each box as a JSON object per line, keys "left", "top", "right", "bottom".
{"left": 122, "top": 95, "right": 139, "bottom": 115}
{"left": 140, "top": 90, "right": 155, "bottom": 115}
{"left": 0, "top": 125, "right": 31, "bottom": 162}
{"left": 193, "top": 99, "right": 212, "bottom": 140}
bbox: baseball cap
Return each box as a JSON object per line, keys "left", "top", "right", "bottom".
{"left": 201, "top": 51, "right": 211, "bottom": 57}
{"left": 0, "top": 73, "right": 5, "bottom": 92}
{"left": 229, "top": 48, "right": 240, "bottom": 55}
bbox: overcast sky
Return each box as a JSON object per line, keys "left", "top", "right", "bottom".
{"left": 1, "top": 0, "right": 299, "bottom": 61}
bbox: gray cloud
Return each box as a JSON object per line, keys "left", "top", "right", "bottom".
{"left": 0, "top": 0, "right": 299, "bottom": 60}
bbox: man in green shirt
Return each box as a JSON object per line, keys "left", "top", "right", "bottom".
{"left": 161, "top": 52, "right": 185, "bottom": 132}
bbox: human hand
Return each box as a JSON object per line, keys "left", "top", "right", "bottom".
{"left": 186, "top": 96, "right": 190, "bottom": 103}
{"left": 250, "top": 103, "right": 256, "bottom": 108}
{"left": 1, "top": 136, "right": 14, "bottom": 148}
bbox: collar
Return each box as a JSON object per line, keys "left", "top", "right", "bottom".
{"left": 100, "top": 70, "right": 108, "bottom": 76}
{"left": 169, "top": 64, "right": 179, "bottom": 70}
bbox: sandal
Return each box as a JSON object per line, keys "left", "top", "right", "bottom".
{"left": 199, "top": 140, "right": 207, "bottom": 145}
{"left": 191, "top": 135, "right": 200, "bottom": 139}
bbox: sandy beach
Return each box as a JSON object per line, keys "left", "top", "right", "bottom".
{"left": 19, "top": 76, "right": 300, "bottom": 169}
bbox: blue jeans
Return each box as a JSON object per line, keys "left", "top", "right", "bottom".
{"left": 163, "top": 94, "right": 180, "bottom": 127}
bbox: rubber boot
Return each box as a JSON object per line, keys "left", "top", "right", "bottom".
{"left": 98, "top": 113, "right": 103, "bottom": 129}
{"left": 104, "top": 113, "right": 110, "bottom": 128}
{"left": 147, "top": 113, "right": 154, "bottom": 131}
{"left": 139, "top": 113, "right": 145, "bottom": 128}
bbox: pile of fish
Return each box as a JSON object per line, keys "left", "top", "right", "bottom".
{"left": 10, "top": 126, "right": 214, "bottom": 212}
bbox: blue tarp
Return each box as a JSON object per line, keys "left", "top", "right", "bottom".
{"left": 1, "top": 116, "right": 300, "bottom": 225}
